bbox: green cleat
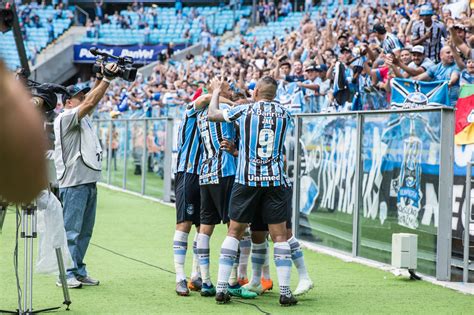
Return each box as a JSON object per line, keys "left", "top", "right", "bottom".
{"left": 200, "top": 283, "right": 216, "bottom": 297}
{"left": 228, "top": 285, "right": 258, "bottom": 299}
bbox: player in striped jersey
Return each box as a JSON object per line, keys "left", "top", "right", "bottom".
{"left": 207, "top": 76, "right": 297, "bottom": 306}
{"left": 173, "top": 93, "right": 233, "bottom": 296}
{"left": 193, "top": 83, "right": 256, "bottom": 299}
{"left": 173, "top": 95, "right": 204, "bottom": 296}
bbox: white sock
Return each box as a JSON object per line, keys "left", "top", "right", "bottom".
{"left": 229, "top": 247, "right": 240, "bottom": 286}
{"left": 197, "top": 233, "right": 211, "bottom": 285}
{"left": 216, "top": 236, "right": 239, "bottom": 293}
{"left": 191, "top": 232, "right": 200, "bottom": 279}
{"left": 262, "top": 240, "right": 271, "bottom": 279}
{"left": 173, "top": 230, "right": 189, "bottom": 282}
{"left": 250, "top": 242, "right": 266, "bottom": 286}
{"left": 274, "top": 242, "right": 292, "bottom": 297}
{"left": 288, "top": 236, "right": 310, "bottom": 281}
{"left": 238, "top": 228, "right": 251, "bottom": 280}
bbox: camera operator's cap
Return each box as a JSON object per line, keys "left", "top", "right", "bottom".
{"left": 419, "top": 5, "right": 434, "bottom": 16}
{"left": 411, "top": 45, "right": 425, "bottom": 54}
{"left": 62, "top": 85, "right": 91, "bottom": 103}
{"left": 372, "top": 23, "right": 386, "bottom": 34}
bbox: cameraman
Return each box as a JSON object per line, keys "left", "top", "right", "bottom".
{"left": 53, "top": 63, "right": 119, "bottom": 288}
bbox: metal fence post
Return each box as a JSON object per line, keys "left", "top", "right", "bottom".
{"left": 163, "top": 118, "right": 174, "bottom": 202}
{"left": 141, "top": 120, "right": 147, "bottom": 195}
{"left": 107, "top": 120, "right": 113, "bottom": 185}
{"left": 464, "top": 161, "right": 472, "bottom": 283}
{"left": 352, "top": 113, "right": 363, "bottom": 257}
{"left": 123, "top": 120, "right": 129, "bottom": 190}
{"left": 436, "top": 107, "right": 454, "bottom": 281}
{"left": 292, "top": 116, "right": 302, "bottom": 238}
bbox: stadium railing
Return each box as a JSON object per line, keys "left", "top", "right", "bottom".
{"left": 93, "top": 117, "right": 175, "bottom": 203}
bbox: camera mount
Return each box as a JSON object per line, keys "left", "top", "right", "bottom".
{"left": 0, "top": 201, "right": 72, "bottom": 315}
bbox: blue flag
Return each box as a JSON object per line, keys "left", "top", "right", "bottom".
{"left": 391, "top": 78, "right": 450, "bottom": 107}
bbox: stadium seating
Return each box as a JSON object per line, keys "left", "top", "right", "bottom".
{"left": 219, "top": 4, "right": 355, "bottom": 54}
{"left": 81, "top": 6, "right": 252, "bottom": 45}
{"left": 0, "top": 5, "right": 73, "bottom": 70}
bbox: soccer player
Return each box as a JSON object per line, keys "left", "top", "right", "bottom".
{"left": 247, "top": 185, "right": 314, "bottom": 296}
{"left": 208, "top": 76, "right": 297, "bottom": 306}
{"left": 173, "top": 89, "right": 238, "bottom": 296}
{"left": 173, "top": 93, "right": 210, "bottom": 296}
{"left": 194, "top": 84, "right": 256, "bottom": 299}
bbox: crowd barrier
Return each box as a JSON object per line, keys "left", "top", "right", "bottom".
{"left": 93, "top": 117, "right": 175, "bottom": 202}
{"left": 94, "top": 107, "right": 474, "bottom": 281}
{"left": 291, "top": 107, "right": 455, "bottom": 281}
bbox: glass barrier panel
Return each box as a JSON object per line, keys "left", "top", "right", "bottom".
{"left": 98, "top": 121, "right": 110, "bottom": 183}
{"left": 106, "top": 121, "right": 126, "bottom": 188}
{"left": 126, "top": 120, "right": 145, "bottom": 193}
{"left": 297, "top": 115, "right": 357, "bottom": 253}
{"left": 144, "top": 120, "right": 166, "bottom": 199}
{"left": 359, "top": 111, "right": 441, "bottom": 276}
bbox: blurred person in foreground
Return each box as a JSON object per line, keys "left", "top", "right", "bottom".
{"left": 0, "top": 60, "right": 48, "bottom": 204}
{"left": 53, "top": 63, "right": 119, "bottom": 288}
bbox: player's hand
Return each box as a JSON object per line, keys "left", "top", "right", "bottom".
{"left": 220, "top": 139, "right": 238, "bottom": 157}
{"left": 210, "top": 76, "right": 225, "bottom": 93}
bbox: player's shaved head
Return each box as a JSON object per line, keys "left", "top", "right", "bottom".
{"left": 254, "top": 76, "right": 277, "bottom": 101}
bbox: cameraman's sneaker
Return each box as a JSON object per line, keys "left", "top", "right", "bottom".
{"left": 77, "top": 276, "right": 100, "bottom": 286}
{"left": 56, "top": 277, "right": 82, "bottom": 289}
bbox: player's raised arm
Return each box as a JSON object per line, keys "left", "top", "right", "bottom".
{"left": 208, "top": 77, "right": 227, "bottom": 122}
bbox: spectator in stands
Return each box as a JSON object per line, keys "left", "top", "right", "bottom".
{"left": 47, "top": 18, "right": 54, "bottom": 43}
{"left": 414, "top": 46, "right": 460, "bottom": 105}
{"left": 279, "top": 0, "right": 292, "bottom": 17}
{"left": 460, "top": 59, "right": 474, "bottom": 86}
{"left": 95, "top": 0, "right": 104, "bottom": 21}
{"left": 392, "top": 45, "right": 435, "bottom": 78}
{"left": 372, "top": 23, "right": 403, "bottom": 58}
{"left": 411, "top": 5, "right": 447, "bottom": 63}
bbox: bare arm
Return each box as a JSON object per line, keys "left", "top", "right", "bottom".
{"left": 207, "top": 78, "right": 227, "bottom": 122}
{"left": 78, "top": 80, "right": 112, "bottom": 119}
{"left": 450, "top": 27, "right": 472, "bottom": 59}
{"left": 413, "top": 72, "right": 431, "bottom": 81}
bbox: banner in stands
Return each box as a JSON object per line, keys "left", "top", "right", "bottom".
{"left": 73, "top": 43, "right": 186, "bottom": 63}
{"left": 391, "top": 78, "right": 450, "bottom": 107}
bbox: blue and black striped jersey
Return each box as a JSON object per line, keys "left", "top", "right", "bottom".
{"left": 223, "top": 100, "right": 291, "bottom": 187}
{"left": 197, "top": 104, "right": 237, "bottom": 185}
{"left": 176, "top": 105, "right": 202, "bottom": 174}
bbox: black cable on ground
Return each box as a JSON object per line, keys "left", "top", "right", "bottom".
{"left": 90, "top": 242, "right": 271, "bottom": 315}
{"left": 234, "top": 300, "right": 272, "bottom": 315}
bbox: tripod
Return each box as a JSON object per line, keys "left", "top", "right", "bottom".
{"left": 0, "top": 202, "right": 71, "bottom": 314}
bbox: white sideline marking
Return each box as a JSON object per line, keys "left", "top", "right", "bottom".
{"left": 300, "top": 241, "right": 474, "bottom": 295}
{"left": 97, "top": 183, "right": 174, "bottom": 207}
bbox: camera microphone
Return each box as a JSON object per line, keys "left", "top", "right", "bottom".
{"left": 90, "top": 47, "right": 107, "bottom": 57}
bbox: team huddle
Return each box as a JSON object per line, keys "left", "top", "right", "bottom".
{"left": 172, "top": 75, "right": 313, "bottom": 307}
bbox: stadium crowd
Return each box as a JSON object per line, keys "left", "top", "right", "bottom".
{"left": 91, "top": 0, "right": 474, "bottom": 118}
